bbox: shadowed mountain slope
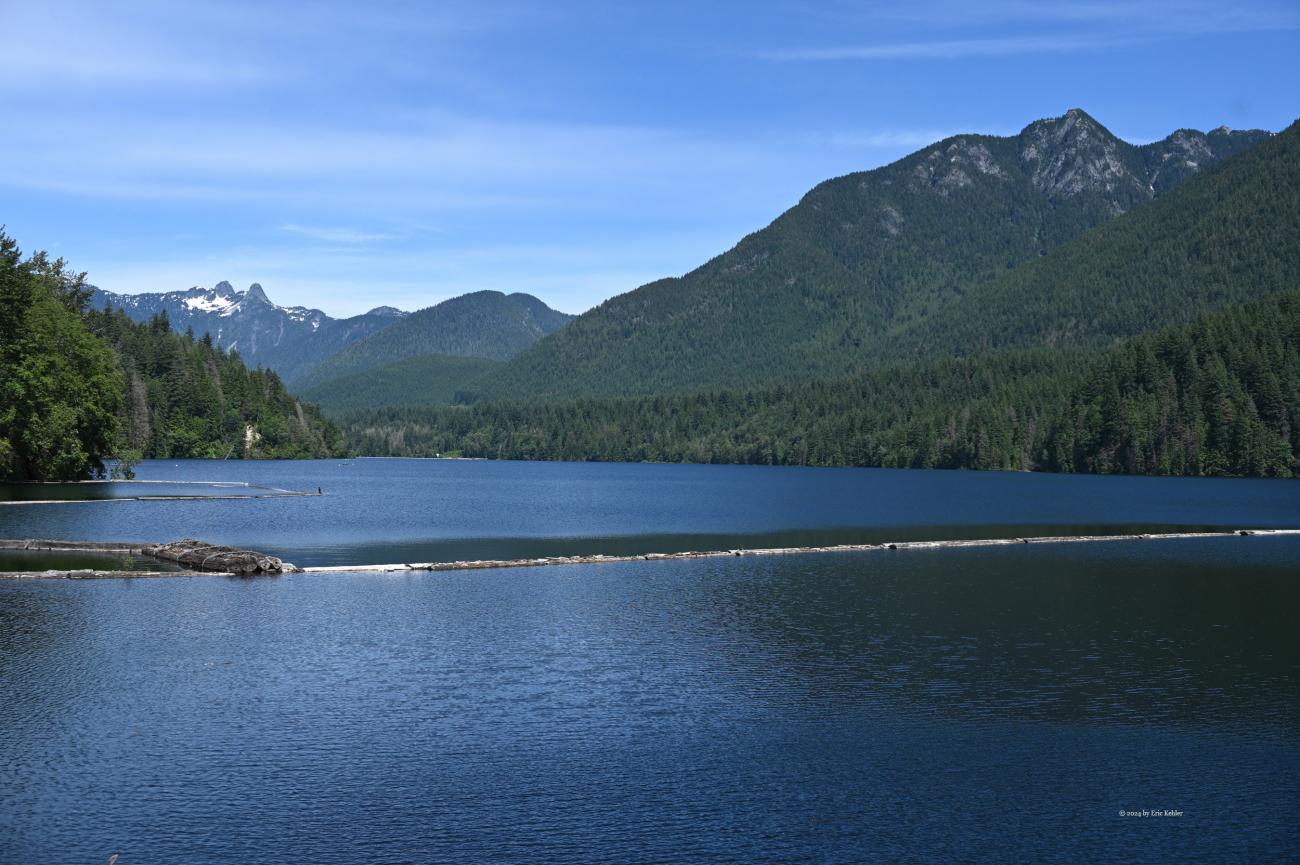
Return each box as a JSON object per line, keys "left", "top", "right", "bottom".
{"left": 290, "top": 291, "right": 572, "bottom": 394}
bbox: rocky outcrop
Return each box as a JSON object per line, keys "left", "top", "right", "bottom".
{"left": 1018, "top": 108, "right": 1147, "bottom": 204}
{"left": 146, "top": 539, "right": 286, "bottom": 574}
{"left": 2, "top": 537, "right": 297, "bottom": 578}
{"left": 909, "top": 137, "right": 1008, "bottom": 195}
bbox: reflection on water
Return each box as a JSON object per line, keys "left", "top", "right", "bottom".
{"left": 3, "top": 459, "right": 1299, "bottom": 567}
{"left": 0, "top": 481, "right": 264, "bottom": 502}
{"left": 1, "top": 535, "right": 1297, "bottom": 863}
{"left": 0, "top": 550, "right": 180, "bottom": 572}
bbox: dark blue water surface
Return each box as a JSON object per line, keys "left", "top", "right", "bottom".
{"left": 2, "top": 461, "right": 1298, "bottom": 863}
{"left": 3, "top": 458, "right": 1300, "bottom": 566}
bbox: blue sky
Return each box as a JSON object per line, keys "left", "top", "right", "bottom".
{"left": 2, "top": 1, "right": 1296, "bottom": 316}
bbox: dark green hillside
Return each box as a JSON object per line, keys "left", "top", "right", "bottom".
{"left": 341, "top": 288, "right": 1300, "bottom": 478}
{"left": 1044, "top": 290, "right": 1300, "bottom": 476}
{"left": 293, "top": 290, "right": 572, "bottom": 394}
{"left": 474, "top": 110, "right": 1270, "bottom": 401}
{"left": 87, "top": 308, "right": 346, "bottom": 460}
{"left": 300, "top": 353, "right": 502, "bottom": 414}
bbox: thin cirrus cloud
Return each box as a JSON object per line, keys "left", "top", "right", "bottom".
{"left": 1, "top": 109, "right": 937, "bottom": 213}
{"left": 278, "top": 225, "right": 404, "bottom": 245}
{"left": 0, "top": 6, "right": 279, "bottom": 89}
{"left": 757, "top": 32, "right": 1153, "bottom": 62}
{"left": 0, "top": 0, "right": 504, "bottom": 91}
{"left": 822, "top": 0, "right": 1300, "bottom": 31}
{"left": 757, "top": 0, "right": 1299, "bottom": 62}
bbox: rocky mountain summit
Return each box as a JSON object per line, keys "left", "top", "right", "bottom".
{"left": 908, "top": 108, "right": 1268, "bottom": 212}
{"left": 1018, "top": 108, "right": 1145, "bottom": 203}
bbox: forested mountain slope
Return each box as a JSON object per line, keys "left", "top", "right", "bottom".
{"left": 473, "top": 110, "right": 1270, "bottom": 401}
{"left": 342, "top": 288, "right": 1300, "bottom": 478}
{"left": 299, "top": 353, "right": 502, "bottom": 414}
{"left": 291, "top": 290, "right": 572, "bottom": 394}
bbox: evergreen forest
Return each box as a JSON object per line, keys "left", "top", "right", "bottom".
{"left": 1, "top": 231, "right": 344, "bottom": 481}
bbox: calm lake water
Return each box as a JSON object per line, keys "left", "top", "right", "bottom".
{"left": 3, "top": 458, "right": 1300, "bottom": 566}
{"left": 2, "top": 461, "right": 1298, "bottom": 863}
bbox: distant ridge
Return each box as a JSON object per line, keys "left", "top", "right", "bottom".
{"left": 289, "top": 290, "right": 573, "bottom": 395}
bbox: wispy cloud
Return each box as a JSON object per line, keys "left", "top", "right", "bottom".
{"left": 757, "top": 32, "right": 1145, "bottom": 61}
{"left": 759, "top": 0, "right": 1299, "bottom": 62}
{"left": 0, "top": 3, "right": 282, "bottom": 89}
{"left": 814, "top": 0, "right": 1300, "bottom": 32}
{"left": 279, "top": 225, "right": 403, "bottom": 245}
{"left": 0, "top": 111, "right": 799, "bottom": 211}
{"left": 0, "top": 0, "right": 520, "bottom": 93}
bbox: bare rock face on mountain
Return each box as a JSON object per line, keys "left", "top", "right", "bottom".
{"left": 909, "top": 138, "right": 1009, "bottom": 195}
{"left": 1018, "top": 108, "right": 1148, "bottom": 205}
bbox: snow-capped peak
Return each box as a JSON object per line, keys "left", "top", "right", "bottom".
{"left": 184, "top": 290, "right": 239, "bottom": 314}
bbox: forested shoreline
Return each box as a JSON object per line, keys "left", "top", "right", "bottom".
{"left": 341, "top": 289, "right": 1300, "bottom": 478}
{"left": 88, "top": 308, "right": 345, "bottom": 462}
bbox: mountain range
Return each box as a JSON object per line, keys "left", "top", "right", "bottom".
{"left": 90, "top": 282, "right": 573, "bottom": 394}
{"left": 90, "top": 281, "right": 408, "bottom": 385}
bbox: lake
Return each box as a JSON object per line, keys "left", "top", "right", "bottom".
{"left": 2, "top": 460, "right": 1298, "bottom": 863}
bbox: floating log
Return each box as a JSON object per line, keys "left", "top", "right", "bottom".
{"left": 4, "top": 528, "right": 1298, "bottom": 580}
{"left": 297, "top": 528, "right": 1300, "bottom": 575}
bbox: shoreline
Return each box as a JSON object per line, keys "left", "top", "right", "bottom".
{"left": 3, "top": 528, "right": 1298, "bottom": 580}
